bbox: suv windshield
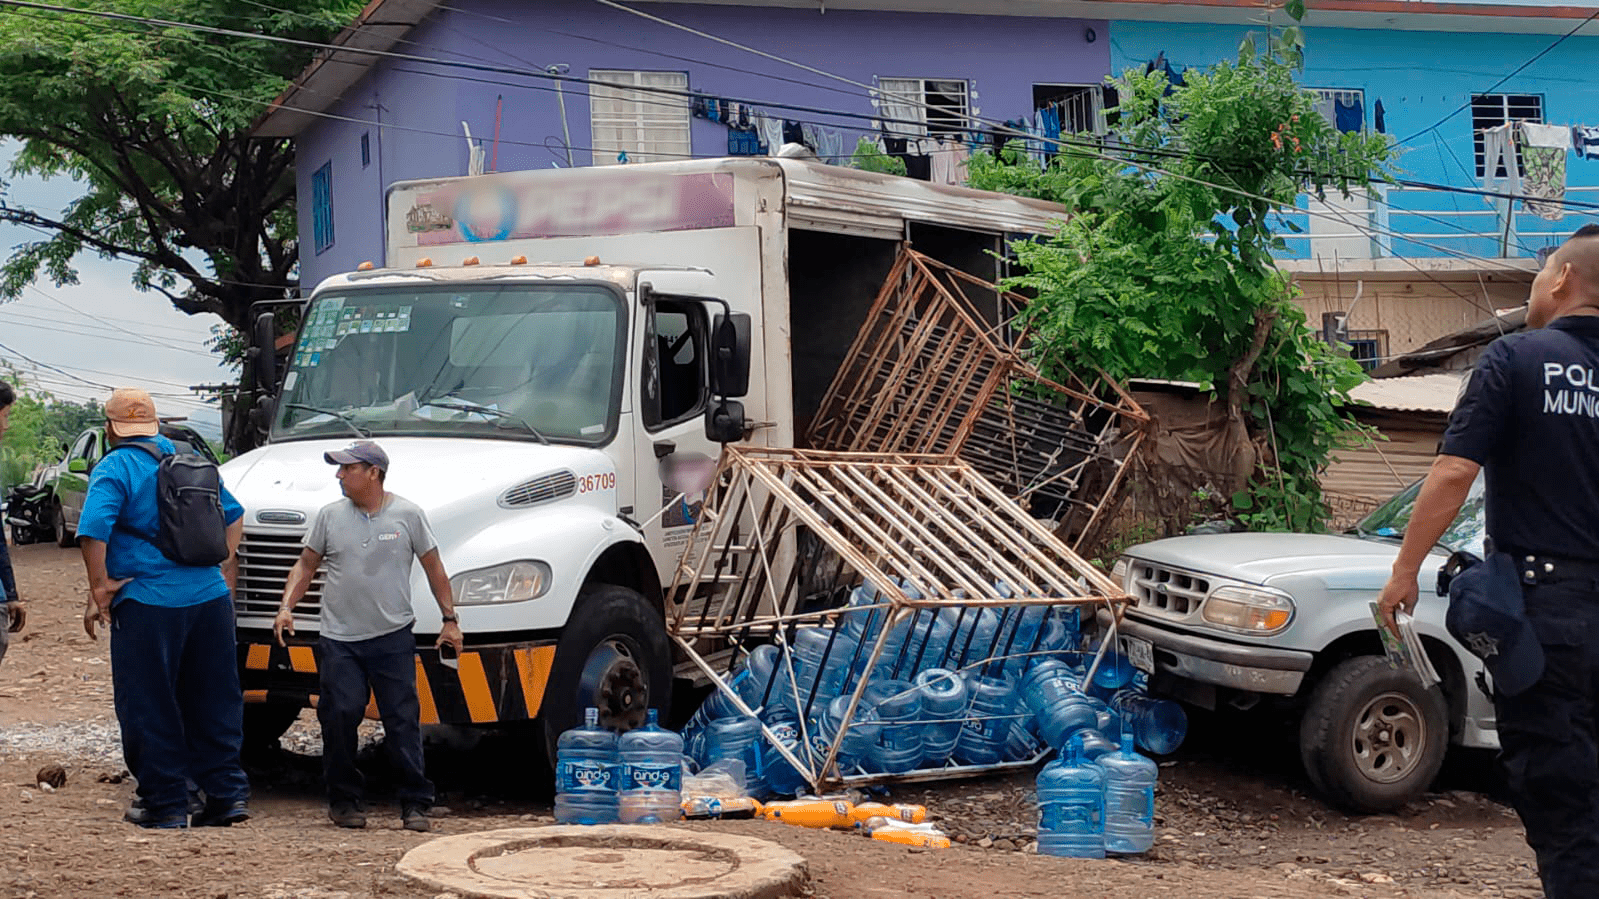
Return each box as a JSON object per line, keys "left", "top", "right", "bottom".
{"left": 272, "top": 284, "right": 625, "bottom": 444}
{"left": 1352, "top": 475, "right": 1487, "bottom": 557}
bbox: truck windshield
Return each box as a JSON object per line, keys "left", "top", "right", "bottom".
{"left": 1351, "top": 475, "right": 1487, "bottom": 557}
{"left": 272, "top": 284, "right": 625, "bottom": 444}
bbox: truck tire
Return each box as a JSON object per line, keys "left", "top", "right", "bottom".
{"left": 539, "top": 583, "right": 673, "bottom": 763}
{"left": 53, "top": 500, "right": 75, "bottom": 548}
{"left": 1299, "top": 655, "right": 1448, "bottom": 813}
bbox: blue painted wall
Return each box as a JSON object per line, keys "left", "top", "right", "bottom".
{"left": 1110, "top": 21, "right": 1599, "bottom": 261}
{"left": 295, "top": 1, "right": 1110, "bottom": 286}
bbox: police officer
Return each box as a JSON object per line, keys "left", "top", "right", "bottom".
{"left": 1377, "top": 224, "right": 1599, "bottom": 899}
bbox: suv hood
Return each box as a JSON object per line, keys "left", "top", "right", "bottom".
{"left": 1126, "top": 532, "right": 1441, "bottom": 588}
{"left": 220, "top": 437, "right": 608, "bottom": 523}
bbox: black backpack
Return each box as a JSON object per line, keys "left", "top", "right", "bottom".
{"left": 113, "top": 441, "right": 230, "bottom": 568}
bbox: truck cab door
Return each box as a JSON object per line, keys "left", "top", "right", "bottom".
{"left": 634, "top": 295, "right": 723, "bottom": 585}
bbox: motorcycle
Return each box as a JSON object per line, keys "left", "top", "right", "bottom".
{"left": 4, "top": 481, "right": 55, "bottom": 546}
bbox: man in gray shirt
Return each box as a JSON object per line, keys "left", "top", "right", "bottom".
{"left": 274, "top": 440, "right": 462, "bottom": 832}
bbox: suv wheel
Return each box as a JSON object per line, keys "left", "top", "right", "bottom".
{"left": 1299, "top": 655, "right": 1448, "bottom": 813}
{"left": 53, "top": 500, "right": 75, "bottom": 548}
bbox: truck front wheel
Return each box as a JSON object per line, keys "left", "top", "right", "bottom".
{"left": 1299, "top": 655, "right": 1448, "bottom": 813}
{"left": 241, "top": 700, "right": 304, "bottom": 761}
{"left": 539, "top": 584, "right": 673, "bottom": 762}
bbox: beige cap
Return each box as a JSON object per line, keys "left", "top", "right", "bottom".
{"left": 105, "top": 388, "right": 159, "bottom": 438}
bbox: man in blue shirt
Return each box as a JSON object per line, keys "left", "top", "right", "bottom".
{"left": 0, "top": 379, "right": 23, "bottom": 663}
{"left": 77, "top": 388, "right": 251, "bottom": 829}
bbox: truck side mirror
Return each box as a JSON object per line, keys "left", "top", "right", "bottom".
{"left": 250, "top": 312, "right": 278, "bottom": 392}
{"left": 249, "top": 394, "right": 277, "bottom": 436}
{"left": 705, "top": 399, "right": 746, "bottom": 443}
{"left": 710, "top": 313, "right": 751, "bottom": 399}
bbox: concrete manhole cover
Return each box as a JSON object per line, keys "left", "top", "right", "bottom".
{"left": 396, "top": 826, "right": 808, "bottom": 899}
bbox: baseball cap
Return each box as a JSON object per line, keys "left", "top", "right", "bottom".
{"left": 323, "top": 439, "right": 389, "bottom": 471}
{"left": 104, "top": 388, "right": 160, "bottom": 438}
{"left": 1444, "top": 551, "right": 1545, "bottom": 696}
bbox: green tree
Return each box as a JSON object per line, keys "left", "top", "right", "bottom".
{"left": 0, "top": 0, "right": 363, "bottom": 449}
{"left": 969, "top": 15, "right": 1393, "bottom": 531}
{"left": 0, "top": 372, "right": 101, "bottom": 490}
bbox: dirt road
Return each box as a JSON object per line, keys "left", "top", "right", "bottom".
{"left": 0, "top": 542, "right": 1543, "bottom": 898}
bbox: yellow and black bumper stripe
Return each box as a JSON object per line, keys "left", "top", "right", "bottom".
{"left": 238, "top": 641, "right": 558, "bottom": 725}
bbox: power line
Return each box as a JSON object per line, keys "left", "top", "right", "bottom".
{"left": 1396, "top": 9, "right": 1599, "bottom": 146}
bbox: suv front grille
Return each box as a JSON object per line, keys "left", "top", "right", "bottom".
{"left": 1126, "top": 561, "right": 1211, "bottom": 622}
{"left": 237, "top": 531, "right": 322, "bottom": 622}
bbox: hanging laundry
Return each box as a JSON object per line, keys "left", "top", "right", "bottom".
{"left": 800, "top": 124, "right": 821, "bottom": 153}
{"left": 1521, "top": 122, "right": 1570, "bottom": 221}
{"left": 815, "top": 129, "right": 846, "bottom": 163}
{"left": 1373, "top": 99, "right": 1386, "bottom": 135}
{"left": 1040, "top": 105, "right": 1061, "bottom": 142}
{"left": 755, "top": 114, "right": 783, "bottom": 156}
{"left": 782, "top": 120, "right": 804, "bottom": 146}
{"left": 1480, "top": 122, "right": 1520, "bottom": 197}
{"left": 1334, "top": 94, "right": 1364, "bottom": 134}
{"left": 929, "top": 139, "right": 955, "bottom": 185}
{"left": 1575, "top": 125, "right": 1599, "bottom": 160}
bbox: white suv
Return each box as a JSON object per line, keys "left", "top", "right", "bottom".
{"left": 1107, "top": 477, "right": 1491, "bottom": 812}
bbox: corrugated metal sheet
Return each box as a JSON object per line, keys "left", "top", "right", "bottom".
{"left": 780, "top": 159, "right": 1066, "bottom": 237}
{"left": 1349, "top": 373, "right": 1465, "bottom": 414}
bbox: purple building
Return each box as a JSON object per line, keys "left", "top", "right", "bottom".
{"left": 256, "top": 0, "right": 1111, "bottom": 288}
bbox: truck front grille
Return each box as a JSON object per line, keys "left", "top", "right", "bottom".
{"left": 236, "top": 531, "right": 323, "bottom": 623}
{"left": 1126, "top": 561, "right": 1210, "bottom": 622}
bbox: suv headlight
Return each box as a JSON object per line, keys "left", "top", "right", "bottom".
{"left": 1202, "top": 585, "right": 1294, "bottom": 634}
{"left": 451, "top": 561, "right": 552, "bottom": 605}
{"left": 1110, "top": 557, "right": 1131, "bottom": 590}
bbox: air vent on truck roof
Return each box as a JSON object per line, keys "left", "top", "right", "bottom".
{"left": 499, "top": 469, "right": 578, "bottom": 509}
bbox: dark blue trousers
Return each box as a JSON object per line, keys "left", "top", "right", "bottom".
{"left": 109, "top": 596, "right": 250, "bottom": 819}
{"left": 1496, "top": 584, "right": 1599, "bottom": 899}
{"left": 316, "top": 625, "right": 433, "bottom": 808}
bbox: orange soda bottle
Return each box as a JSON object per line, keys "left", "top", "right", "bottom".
{"left": 861, "top": 817, "right": 952, "bottom": 849}
{"left": 850, "top": 801, "right": 927, "bottom": 825}
{"left": 760, "top": 798, "right": 856, "bottom": 829}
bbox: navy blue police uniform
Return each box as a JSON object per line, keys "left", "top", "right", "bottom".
{"left": 1441, "top": 315, "right": 1599, "bottom": 899}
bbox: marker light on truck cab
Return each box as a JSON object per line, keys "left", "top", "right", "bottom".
{"left": 1200, "top": 584, "right": 1295, "bottom": 634}
{"left": 1111, "top": 557, "right": 1131, "bottom": 590}
{"left": 451, "top": 560, "right": 553, "bottom": 605}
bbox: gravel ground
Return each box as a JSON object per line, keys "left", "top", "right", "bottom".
{"left": 0, "top": 541, "right": 1546, "bottom": 898}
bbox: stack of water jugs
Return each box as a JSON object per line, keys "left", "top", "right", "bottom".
{"left": 554, "top": 707, "right": 685, "bottom": 825}
{"left": 676, "top": 580, "right": 1188, "bottom": 813}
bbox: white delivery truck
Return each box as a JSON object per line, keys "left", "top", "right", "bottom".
{"left": 225, "top": 158, "right": 1066, "bottom": 759}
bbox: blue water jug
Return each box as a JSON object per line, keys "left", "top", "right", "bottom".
{"left": 1101, "top": 724, "right": 1159, "bottom": 855}
{"left": 554, "top": 707, "right": 620, "bottom": 825}
{"left": 1087, "top": 647, "right": 1137, "bottom": 699}
{"left": 704, "top": 714, "right": 766, "bottom": 796}
{"left": 807, "top": 694, "right": 882, "bottom": 776}
{"left": 791, "top": 626, "right": 860, "bottom": 716}
{"left": 1036, "top": 733, "right": 1106, "bottom": 858}
{"left": 939, "top": 606, "right": 1002, "bottom": 671}
{"left": 994, "top": 601, "right": 1051, "bottom": 677}
{"left": 953, "top": 673, "right": 1016, "bottom": 766}
{"left": 914, "top": 668, "right": 968, "bottom": 766}
{"left": 759, "top": 716, "right": 811, "bottom": 798}
{"left": 742, "top": 643, "right": 795, "bottom": 716}
{"left": 1112, "top": 692, "right": 1189, "bottom": 755}
{"left": 1077, "top": 728, "right": 1121, "bottom": 761}
{"left": 863, "top": 678, "right": 923, "bottom": 773}
{"left": 618, "top": 709, "right": 684, "bottom": 824}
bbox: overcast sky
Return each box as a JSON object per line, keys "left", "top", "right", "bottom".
{"left": 0, "top": 141, "right": 234, "bottom": 438}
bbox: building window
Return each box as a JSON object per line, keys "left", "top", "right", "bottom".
{"left": 1034, "top": 84, "right": 1109, "bottom": 137}
{"left": 1312, "top": 88, "right": 1365, "bottom": 134}
{"left": 1472, "top": 93, "right": 1542, "bottom": 178}
{"left": 876, "top": 78, "right": 971, "bottom": 139}
{"left": 1346, "top": 330, "right": 1388, "bottom": 372}
{"left": 589, "top": 70, "right": 691, "bottom": 165}
{"left": 311, "top": 161, "right": 334, "bottom": 256}
{"left": 360, "top": 132, "right": 371, "bottom": 168}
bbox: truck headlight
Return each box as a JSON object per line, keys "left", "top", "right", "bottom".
{"left": 1110, "top": 557, "right": 1131, "bottom": 590}
{"left": 452, "top": 561, "right": 552, "bottom": 605}
{"left": 1202, "top": 585, "right": 1294, "bottom": 634}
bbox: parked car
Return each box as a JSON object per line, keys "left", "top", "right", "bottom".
{"left": 1106, "top": 476, "right": 1490, "bottom": 813}
{"left": 46, "top": 422, "right": 220, "bottom": 547}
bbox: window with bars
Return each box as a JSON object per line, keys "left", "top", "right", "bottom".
{"left": 1311, "top": 88, "right": 1365, "bottom": 134}
{"left": 876, "top": 77, "right": 971, "bottom": 139}
{"left": 1033, "top": 84, "right": 1110, "bottom": 137}
{"left": 1472, "top": 93, "right": 1543, "bottom": 178}
{"left": 589, "top": 70, "right": 691, "bottom": 165}
{"left": 311, "top": 161, "right": 334, "bottom": 255}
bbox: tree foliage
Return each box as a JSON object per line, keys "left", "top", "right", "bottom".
{"left": 0, "top": 372, "right": 101, "bottom": 490}
{"left": 0, "top": 0, "right": 362, "bottom": 444}
{"left": 969, "top": 19, "right": 1395, "bottom": 531}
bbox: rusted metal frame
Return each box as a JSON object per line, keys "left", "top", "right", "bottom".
{"left": 690, "top": 468, "right": 759, "bottom": 636}
{"left": 876, "top": 321, "right": 987, "bottom": 454}
{"left": 671, "top": 631, "right": 818, "bottom": 791}
{"left": 808, "top": 250, "right": 916, "bottom": 445}
{"left": 827, "top": 464, "right": 994, "bottom": 599}
{"left": 945, "top": 465, "right": 1127, "bottom": 599}
{"left": 731, "top": 454, "right": 933, "bottom": 617}
{"left": 668, "top": 455, "right": 748, "bottom": 632}
{"left": 1064, "top": 428, "right": 1149, "bottom": 554}
{"left": 810, "top": 613, "right": 905, "bottom": 789}
{"left": 906, "top": 250, "right": 1035, "bottom": 350}
{"left": 895, "top": 325, "right": 1010, "bottom": 455}
{"left": 913, "top": 467, "right": 1089, "bottom": 597}
{"left": 770, "top": 461, "right": 948, "bottom": 602}
{"left": 868, "top": 299, "right": 971, "bottom": 451}
{"left": 724, "top": 482, "right": 790, "bottom": 640}
{"left": 865, "top": 462, "right": 1044, "bottom": 595}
